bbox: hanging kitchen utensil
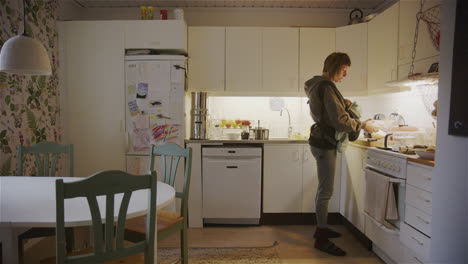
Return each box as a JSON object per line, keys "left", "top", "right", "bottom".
{"left": 348, "top": 8, "right": 364, "bottom": 25}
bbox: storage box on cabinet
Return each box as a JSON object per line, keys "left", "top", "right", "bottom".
{"left": 124, "top": 20, "right": 187, "bottom": 52}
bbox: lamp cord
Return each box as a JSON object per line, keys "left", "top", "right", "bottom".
{"left": 22, "top": 0, "right": 27, "bottom": 36}
{"left": 409, "top": 0, "right": 425, "bottom": 78}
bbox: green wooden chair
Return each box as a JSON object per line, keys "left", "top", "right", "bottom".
{"left": 125, "top": 143, "right": 192, "bottom": 264}
{"left": 55, "top": 170, "right": 157, "bottom": 264}
{"left": 16, "top": 141, "right": 74, "bottom": 264}
{"left": 17, "top": 141, "right": 73, "bottom": 176}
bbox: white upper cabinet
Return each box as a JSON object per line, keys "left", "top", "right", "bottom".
{"left": 225, "top": 27, "right": 263, "bottom": 93}
{"left": 335, "top": 23, "right": 368, "bottom": 97}
{"left": 367, "top": 2, "right": 399, "bottom": 94}
{"left": 187, "top": 27, "right": 225, "bottom": 92}
{"left": 300, "top": 28, "right": 336, "bottom": 95}
{"left": 124, "top": 20, "right": 187, "bottom": 53}
{"left": 262, "top": 27, "right": 299, "bottom": 94}
{"left": 398, "top": 0, "right": 440, "bottom": 67}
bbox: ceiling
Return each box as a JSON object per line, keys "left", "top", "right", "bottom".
{"left": 70, "top": 0, "right": 397, "bottom": 11}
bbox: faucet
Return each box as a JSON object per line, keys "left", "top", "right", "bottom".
{"left": 280, "top": 108, "right": 293, "bottom": 139}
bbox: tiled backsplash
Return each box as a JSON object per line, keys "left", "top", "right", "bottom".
{"left": 207, "top": 85, "right": 438, "bottom": 139}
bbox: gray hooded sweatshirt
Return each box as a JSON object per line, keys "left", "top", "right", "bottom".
{"left": 304, "top": 75, "right": 362, "bottom": 149}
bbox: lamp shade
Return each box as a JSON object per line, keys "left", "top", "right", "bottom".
{"left": 0, "top": 35, "right": 52, "bottom": 75}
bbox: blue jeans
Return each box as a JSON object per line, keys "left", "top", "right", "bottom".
{"left": 310, "top": 145, "right": 337, "bottom": 228}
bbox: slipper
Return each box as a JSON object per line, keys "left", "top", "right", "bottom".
{"left": 313, "top": 227, "right": 342, "bottom": 239}
{"left": 314, "top": 240, "right": 347, "bottom": 256}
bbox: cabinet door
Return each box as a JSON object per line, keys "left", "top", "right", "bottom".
{"left": 226, "top": 27, "right": 262, "bottom": 93}
{"left": 398, "top": 0, "right": 440, "bottom": 66}
{"left": 340, "top": 145, "right": 367, "bottom": 232}
{"left": 367, "top": 2, "right": 399, "bottom": 94}
{"left": 262, "top": 28, "right": 299, "bottom": 93}
{"left": 300, "top": 28, "right": 336, "bottom": 94}
{"left": 335, "top": 23, "right": 368, "bottom": 97}
{"left": 188, "top": 27, "right": 225, "bottom": 92}
{"left": 124, "top": 20, "right": 187, "bottom": 53}
{"left": 263, "top": 144, "right": 302, "bottom": 213}
{"left": 59, "top": 21, "right": 126, "bottom": 177}
{"left": 302, "top": 145, "right": 318, "bottom": 213}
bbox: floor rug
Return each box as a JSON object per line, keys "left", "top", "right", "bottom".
{"left": 158, "top": 241, "right": 281, "bottom": 264}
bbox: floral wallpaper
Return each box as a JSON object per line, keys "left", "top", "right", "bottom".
{"left": 0, "top": 0, "right": 62, "bottom": 176}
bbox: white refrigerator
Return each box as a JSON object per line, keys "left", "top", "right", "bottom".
{"left": 124, "top": 55, "right": 186, "bottom": 176}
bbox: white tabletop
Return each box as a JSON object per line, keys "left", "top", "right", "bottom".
{"left": 0, "top": 176, "right": 176, "bottom": 228}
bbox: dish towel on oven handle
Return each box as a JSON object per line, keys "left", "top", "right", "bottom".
{"left": 364, "top": 169, "right": 399, "bottom": 229}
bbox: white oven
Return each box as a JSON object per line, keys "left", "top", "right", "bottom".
{"left": 364, "top": 148, "right": 408, "bottom": 263}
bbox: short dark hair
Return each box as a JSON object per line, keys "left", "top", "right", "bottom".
{"left": 322, "top": 52, "right": 351, "bottom": 78}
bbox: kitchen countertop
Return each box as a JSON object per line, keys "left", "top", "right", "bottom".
{"left": 350, "top": 143, "right": 435, "bottom": 167}
{"left": 407, "top": 157, "right": 435, "bottom": 167}
{"left": 185, "top": 139, "right": 308, "bottom": 144}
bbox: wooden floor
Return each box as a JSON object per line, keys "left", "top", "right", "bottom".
{"left": 28, "top": 225, "right": 385, "bottom": 264}
{"left": 159, "top": 225, "right": 384, "bottom": 264}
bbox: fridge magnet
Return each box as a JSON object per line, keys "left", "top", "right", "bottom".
{"left": 149, "top": 100, "right": 162, "bottom": 107}
{"left": 136, "top": 82, "right": 149, "bottom": 99}
{"left": 132, "top": 128, "right": 151, "bottom": 151}
{"left": 151, "top": 124, "right": 180, "bottom": 143}
{"left": 127, "top": 84, "right": 136, "bottom": 95}
{"left": 134, "top": 114, "right": 149, "bottom": 129}
{"left": 128, "top": 100, "right": 140, "bottom": 116}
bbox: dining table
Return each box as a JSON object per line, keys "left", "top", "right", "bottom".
{"left": 0, "top": 176, "right": 176, "bottom": 264}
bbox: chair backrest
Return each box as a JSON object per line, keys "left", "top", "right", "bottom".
{"left": 55, "top": 170, "right": 157, "bottom": 264}
{"left": 148, "top": 143, "right": 192, "bottom": 217}
{"left": 17, "top": 141, "right": 73, "bottom": 176}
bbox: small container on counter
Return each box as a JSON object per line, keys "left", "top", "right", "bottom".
{"left": 160, "top": 9, "right": 168, "bottom": 20}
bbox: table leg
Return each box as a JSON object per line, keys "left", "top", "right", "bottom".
{"left": 0, "top": 227, "right": 22, "bottom": 264}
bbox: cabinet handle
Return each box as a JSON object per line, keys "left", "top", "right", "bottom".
{"left": 416, "top": 215, "right": 430, "bottom": 225}
{"left": 303, "top": 150, "right": 309, "bottom": 161}
{"left": 411, "top": 236, "right": 424, "bottom": 246}
{"left": 417, "top": 195, "right": 431, "bottom": 203}
{"left": 226, "top": 166, "right": 238, "bottom": 169}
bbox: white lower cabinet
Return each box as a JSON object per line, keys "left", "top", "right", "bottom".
{"left": 263, "top": 143, "right": 340, "bottom": 213}
{"left": 400, "top": 162, "right": 433, "bottom": 263}
{"left": 340, "top": 145, "right": 367, "bottom": 233}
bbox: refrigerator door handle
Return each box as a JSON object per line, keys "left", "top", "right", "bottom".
{"left": 125, "top": 131, "right": 130, "bottom": 153}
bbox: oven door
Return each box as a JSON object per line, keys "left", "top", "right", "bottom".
{"left": 363, "top": 167, "right": 407, "bottom": 262}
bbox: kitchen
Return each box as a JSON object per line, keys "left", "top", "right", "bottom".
{"left": 0, "top": 0, "right": 466, "bottom": 263}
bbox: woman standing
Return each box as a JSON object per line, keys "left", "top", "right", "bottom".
{"left": 304, "top": 52, "right": 375, "bottom": 256}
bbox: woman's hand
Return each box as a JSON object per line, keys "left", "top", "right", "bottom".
{"left": 362, "top": 119, "right": 378, "bottom": 133}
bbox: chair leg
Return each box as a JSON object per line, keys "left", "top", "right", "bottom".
{"left": 65, "top": 228, "right": 74, "bottom": 253}
{"left": 180, "top": 228, "right": 188, "bottom": 264}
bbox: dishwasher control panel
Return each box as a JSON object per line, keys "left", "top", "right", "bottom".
{"left": 202, "top": 147, "right": 262, "bottom": 158}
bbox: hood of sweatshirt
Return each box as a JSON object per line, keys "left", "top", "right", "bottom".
{"left": 304, "top": 75, "right": 333, "bottom": 97}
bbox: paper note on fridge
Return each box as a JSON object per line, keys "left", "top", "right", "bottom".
{"left": 136, "top": 83, "right": 149, "bottom": 99}
{"left": 152, "top": 124, "right": 180, "bottom": 143}
{"left": 132, "top": 128, "right": 151, "bottom": 151}
{"left": 134, "top": 115, "right": 149, "bottom": 129}
{"left": 128, "top": 100, "right": 139, "bottom": 116}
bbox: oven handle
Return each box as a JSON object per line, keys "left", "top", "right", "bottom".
{"left": 363, "top": 211, "right": 400, "bottom": 235}
{"left": 364, "top": 168, "right": 406, "bottom": 186}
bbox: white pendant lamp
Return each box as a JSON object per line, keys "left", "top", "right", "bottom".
{"left": 0, "top": 0, "right": 51, "bottom": 75}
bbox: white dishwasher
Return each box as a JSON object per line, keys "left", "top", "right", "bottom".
{"left": 202, "top": 146, "right": 262, "bottom": 225}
